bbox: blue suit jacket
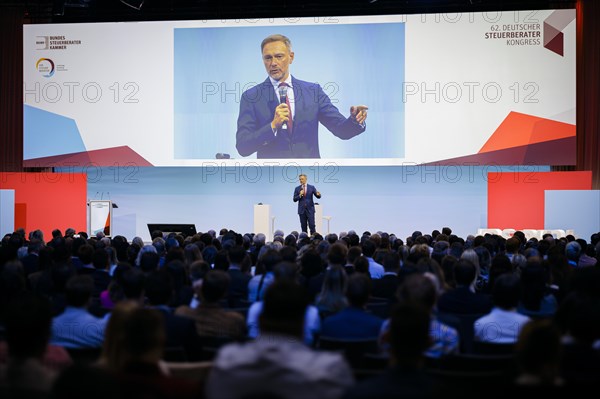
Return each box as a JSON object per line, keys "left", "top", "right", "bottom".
{"left": 293, "top": 184, "right": 321, "bottom": 215}
{"left": 321, "top": 307, "right": 384, "bottom": 339}
{"left": 236, "top": 76, "right": 366, "bottom": 158}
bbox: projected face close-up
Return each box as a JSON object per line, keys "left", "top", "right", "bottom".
{"left": 262, "top": 40, "right": 294, "bottom": 82}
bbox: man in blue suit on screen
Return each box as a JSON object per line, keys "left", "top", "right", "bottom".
{"left": 236, "top": 34, "right": 368, "bottom": 159}
{"left": 293, "top": 174, "right": 321, "bottom": 235}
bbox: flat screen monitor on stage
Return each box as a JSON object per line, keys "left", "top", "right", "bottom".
{"left": 147, "top": 223, "right": 197, "bottom": 238}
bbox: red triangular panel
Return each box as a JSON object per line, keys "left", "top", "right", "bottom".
{"left": 479, "top": 112, "right": 575, "bottom": 154}
{"left": 545, "top": 31, "right": 564, "bottom": 56}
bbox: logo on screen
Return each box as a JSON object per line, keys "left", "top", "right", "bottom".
{"left": 543, "top": 10, "right": 575, "bottom": 56}
{"left": 35, "top": 36, "right": 49, "bottom": 50}
{"left": 34, "top": 35, "right": 82, "bottom": 50}
{"left": 36, "top": 58, "right": 55, "bottom": 77}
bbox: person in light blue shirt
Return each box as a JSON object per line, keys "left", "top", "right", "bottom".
{"left": 246, "top": 261, "right": 320, "bottom": 346}
{"left": 247, "top": 249, "right": 281, "bottom": 302}
{"left": 475, "top": 274, "right": 530, "bottom": 344}
{"left": 50, "top": 275, "right": 107, "bottom": 348}
{"left": 361, "top": 239, "right": 384, "bottom": 279}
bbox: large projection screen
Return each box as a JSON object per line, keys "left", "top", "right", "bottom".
{"left": 23, "top": 10, "right": 576, "bottom": 167}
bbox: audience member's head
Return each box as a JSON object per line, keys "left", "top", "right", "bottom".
{"left": 515, "top": 319, "right": 563, "bottom": 386}
{"left": 396, "top": 273, "right": 437, "bottom": 312}
{"left": 92, "top": 248, "right": 110, "bottom": 271}
{"left": 492, "top": 273, "right": 521, "bottom": 310}
{"left": 505, "top": 237, "right": 521, "bottom": 255}
{"left": 120, "top": 268, "right": 146, "bottom": 302}
{"left": 353, "top": 256, "right": 370, "bottom": 277}
{"left": 139, "top": 251, "right": 160, "bottom": 273}
{"left": 382, "top": 251, "right": 401, "bottom": 273}
{"left": 259, "top": 281, "right": 308, "bottom": 339}
{"left": 300, "top": 250, "right": 323, "bottom": 278}
{"left": 361, "top": 239, "right": 377, "bottom": 258}
{"left": 565, "top": 241, "right": 581, "bottom": 263}
{"left": 388, "top": 303, "right": 431, "bottom": 369}
{"left": 65, "top": 275, "right": 94, "bottom": 308}
{"left": 144, "top": 271, "right": 173, "bottom": 306}
{"left": 327, "top": 243, "right": 348, "bottom": 267}
{"left": 98, "top": 300, "right": 140, "bottom": 371}
{"left": 121, "top": 307, "right": 166, "bottom": 368}
{"left": 273, "top": 261, "right": 298, "bottom": 283}
{"left": 346, "top": 274, "right": 371, "bottom": 308}
{"left": 5, "top": 294, "right": 52, "bottom": 360}
{"left": 453, "top": 259, "right": 477, "bottom": 288}
{"left": 279, "top": 245, "right": 297, "bottom": 263}
{"left": 201, "top": 270, "right": 231, "bottom": 304}
{"left": 346, "top": 246, "right": 362, "bottom": 265}
{"left": 78, "top": 244, "right": 94, "bottom": 265}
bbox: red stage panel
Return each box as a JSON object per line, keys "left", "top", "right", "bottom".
{"left": 0, "top": 172, "right": 87, "bottom": 239}
{"left": 487, "top": 171, "right": 592, "bottom": 230}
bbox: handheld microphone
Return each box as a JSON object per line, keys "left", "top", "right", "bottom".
{"left": 278, "top": 85, "right": 288, "bottom": 130}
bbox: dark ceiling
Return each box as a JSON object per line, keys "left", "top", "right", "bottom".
{"left": 0, "top": 0, "right": 576, "bottom": 23}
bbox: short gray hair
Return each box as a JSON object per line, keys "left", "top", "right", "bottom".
{"left": 261, "top": 34, "right": 292, "bottom": 52}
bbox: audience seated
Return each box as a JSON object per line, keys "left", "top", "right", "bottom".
{"left": 247, "top": 249, "right": 281, "bottom": 302}
{"left": 437, "top": 259, "right": 493, "bottom": 315}
{"left": 1, "top": 294, "right": 65, "bottom": 395}
{"left": 144, "top": 271, "right": 203, "bottom": 361}
{"left": 514, "top": 319, "right": 563, "bottom": 386}
{"left": 361, "top": 240, "right": 384, "bottom": 279}
{"left": 516, "top": 259, "right": 557, "bottom": 319}
{"left": 206, "top": 281, "right": 354, "bottom": 399}
{"left": 371, "top": 251, "right": 401, "bottom": 300}
{"left": 50, "top": 275, "right": 107, "bottom": 349}
{"left": 344, "top": 303, "right": 436, "bottom": 399}
{"left": 225, "top": 246, "right": 251, "bottom": 306}
{"left": 247, "top": 262, "right": 321, "bottom": 346}
{"left": 100, "top": 303, "right": 203, "bottom": 398}
{"left": 474, "top": 274, "right": 531, "bottom": 344}
{"left": 298, "top": 249, "right": 326, "bottom": 302}
{"left": 176, "top": 269, "right": 246, "bottom": 340}
{"left": 1, "top": 226, "right": 599, "bottom": 397}
{"left": 321, "top": 274, "right": 383, "bottom": 340}
{"left": 315, "top": 264, "right": 349, "bottom": 320}
{"left": 380, "top": 273, "right": 459, "bottom": 358}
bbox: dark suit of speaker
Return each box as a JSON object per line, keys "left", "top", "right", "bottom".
{"left": 293, "top": 183, "right": 321, "bottom": 234}
{"left": 236, "top": 77, "right": 365, "bottom": 159}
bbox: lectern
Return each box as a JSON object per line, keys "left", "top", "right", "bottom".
{"left": 253, "top": 204, "right": 272, "bottom": 239}
{"left": 314, "top": 203, "right": 323, "bottom": 235}
{"left": 88, "top": 200, "right": 113, "bottom": 237}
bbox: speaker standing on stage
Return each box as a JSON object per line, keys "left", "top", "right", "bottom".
{"left": 293, "top": 174, "right": 321, "bottom": 235}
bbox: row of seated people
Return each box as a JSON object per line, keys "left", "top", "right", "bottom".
{"left": 0, "top": 227, "right": 599, "bottom": 397}
{"left": 1, "top": 275, "right": 598, "bottom": 399}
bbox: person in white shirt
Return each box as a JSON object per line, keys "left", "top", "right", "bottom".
{"left": 475, "top": 273, "right": 531, "bottom": 344}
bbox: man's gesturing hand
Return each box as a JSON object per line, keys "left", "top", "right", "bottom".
{"left": 350, "top": 105, "right": 368, "bottom": 125}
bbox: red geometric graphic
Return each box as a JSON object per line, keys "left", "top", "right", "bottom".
{"left": 426, "top": 111, "right": 576, "bottom": 166}
{"left": 479, "top": 111, "right": 575, "bottom": 153}
{"left": 487, "top": 171, "right": 592, "bottom": 230}
{"left": 23, "top": 146, "right": 153, "bottom": 168}
{"left": 543, "top": 10, "right": 575, "bottom": 56}
{"left": 0, "top": 172, "right": 87, "bottom": 239}
{"left": 544, "top": 25, "right": 564, "bottom": 56}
